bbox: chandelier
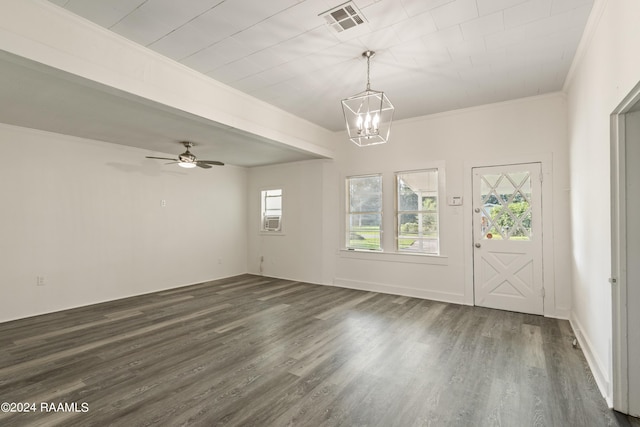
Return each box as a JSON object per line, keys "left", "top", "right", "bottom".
{"left": 341, "top": 50, "right": 394, "bottom": 146}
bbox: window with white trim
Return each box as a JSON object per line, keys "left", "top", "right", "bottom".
{"left": 346, "top": 174, "right": 382, "bottom": 250}
{"left": 396, "top": 169, "right": 439, "bottom": 254}
{"left": 261, "top": 189, "right": 282, "bottom": 232}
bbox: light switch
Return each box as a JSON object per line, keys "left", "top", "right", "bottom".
{"left": 448, "top": 196, "right": 463, "bottom": 206}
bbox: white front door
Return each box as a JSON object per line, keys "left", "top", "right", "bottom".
{"left": 472, "top": 163, "right": 544, "bottom": 315}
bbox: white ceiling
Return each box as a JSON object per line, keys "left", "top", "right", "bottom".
{"left": 0, "top": 50, "right": 318, "bottom": 167}
{"left": 0, "top": 0, "right": 593, "bottom": 167}
{"left": 47, "top": 0, "right": 593, "bottom": 132}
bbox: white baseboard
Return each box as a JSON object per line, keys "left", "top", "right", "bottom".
{"left": 0, "top": 274, "right": 242, "bottom": 324}
{"left": 546, "top": 307, "right": 571, "bottom": 320}
{"left": 332, "top": 278, "right": 466, "bottom": 305}
{"left": 569, "top": 312, "right": 612, "bottom": 406}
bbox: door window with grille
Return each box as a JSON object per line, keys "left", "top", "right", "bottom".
{"left": 479, "top": 171, "right": 533, "bottom": 241}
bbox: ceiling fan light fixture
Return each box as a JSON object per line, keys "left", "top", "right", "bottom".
{"left": 178, "top": 161, "right": 197, "bottom": 168}
{"left": 341, "top": 50, "right": 394, "bottom": 147}
{"left": 145, "top": 141, "right": 224, "bottom": 169}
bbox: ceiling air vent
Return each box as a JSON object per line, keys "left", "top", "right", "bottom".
{"left": 320, "top": 1, "right": 367, "bottom": 33}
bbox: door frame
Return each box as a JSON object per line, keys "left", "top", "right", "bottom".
{"left": 463, "top": 153, "right": 557, "bottom": 317}
{"left": 610, "top": 80, "right": 640, "bottom": 413}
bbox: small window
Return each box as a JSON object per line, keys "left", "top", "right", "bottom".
{"left": 396, "top": 169, "right": 439, "bottom": 254}
{"left": 346, "top": 175, "right": 382, "bottom": 250}
{"left": 261, "top": 189, "right": 282, "bottom": 232}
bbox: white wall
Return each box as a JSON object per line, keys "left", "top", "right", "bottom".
{"left": 565, "top": 0, "right": 640, "bottom": 403}
{"left": 0, "top": 123, "right": 248, "bottom": 322}
{"left": 249, "top": 93, "right": 572, "bottom": 317}
{"left": 247, "top": 160, "right": 326, "bottom": 284}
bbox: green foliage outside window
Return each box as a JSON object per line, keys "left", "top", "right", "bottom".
{"left": 488, "top": 201, "right": 531, "bottom": 238}
{"left": 399, "top": 197, "right": 438, "bottom": 236}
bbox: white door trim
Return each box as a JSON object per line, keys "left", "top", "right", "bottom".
{"left": 610, "top": 79, "right": 640, "bottom": 413}
{"left": 611, "top": 110, "right": 628, "bottom": 413}
{"left": 463, "top": 153, "right": 557, "bottom": 317}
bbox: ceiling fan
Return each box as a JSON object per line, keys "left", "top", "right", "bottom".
{"left": 146, "top": 142, "right": 224, "bottom": 169}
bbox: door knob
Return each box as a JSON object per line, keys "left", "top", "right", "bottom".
{"left": 475, "top": 243, "right": 481, "bottom": 248}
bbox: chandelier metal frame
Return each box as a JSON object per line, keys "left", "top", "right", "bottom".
{"left": 341, "top": 50, "right": 394, "bottom": 147}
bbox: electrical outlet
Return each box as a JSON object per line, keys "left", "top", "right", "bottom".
{"left": 36, "top": 276, "right": 45, "bottom": 286}
{"left": 218, "top": 258, "right": 222, "bottom": 264}
{"left": 161, "top": 199, "right": 167, "bottom": 207}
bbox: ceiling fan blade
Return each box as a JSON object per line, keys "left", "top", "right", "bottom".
{"left": 146, "top": 156, "right": 178, "bottom": 161}
{"left": 196, "top": 162, "right": 212, "bottom": 169}
{"left": 198, "top": 160, "right": 225, "bottom": 166}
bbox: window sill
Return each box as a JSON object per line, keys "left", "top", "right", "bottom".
{"left": 339, "top": 249, "right": 448, "bottom": 265}
{"left": 259, "top": 231, "right": 286, "bottom": 236}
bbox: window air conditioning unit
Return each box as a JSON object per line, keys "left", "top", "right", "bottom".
{"left": 264, "top": 216, "right": 281, "bottom": 231}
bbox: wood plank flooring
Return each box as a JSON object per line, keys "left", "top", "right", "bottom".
{"left": 0, "top": 274, "right": 638, "bottom": 426}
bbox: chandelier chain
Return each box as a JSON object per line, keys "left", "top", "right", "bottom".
{"left": 366, "top": 53, "right": 371, "bottom": 91}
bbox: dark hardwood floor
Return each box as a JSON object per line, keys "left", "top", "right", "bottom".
{"left": 0, "top": 274, "right": 638, "bottom": 426}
